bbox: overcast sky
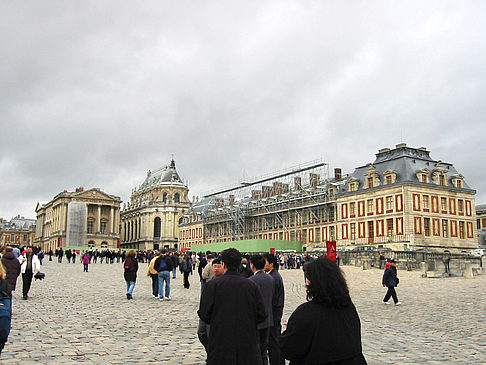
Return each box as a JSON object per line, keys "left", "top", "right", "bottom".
{"left": 1, "top": 1, "right": 485, "bottom": 220}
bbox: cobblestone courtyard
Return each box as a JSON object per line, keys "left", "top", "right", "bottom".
{"left": 2, "top": 260, "right": 485, "bottom": 364}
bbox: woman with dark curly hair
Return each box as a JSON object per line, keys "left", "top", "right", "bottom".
{"left": 280, "top": 256, "right": 366, "bottom": 365}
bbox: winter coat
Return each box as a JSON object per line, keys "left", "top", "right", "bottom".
{"left": 1, "top": 252, "right": 21, "bottom": 291}
{"left": 19, "top": 254, "right": 41, "bottom": 274}
{"left": 181, "top": 258, "right": 193, "bottom": 273}
{"left": 280, "top": 301, "right": 366, "bottom": 365}
{"left": 198, "top": 271, "right": 267, "bottom": 365}
{"left": 123, "top": 256, "right": 138, "bottom": 282}
{"left": 382, "top": 266, "right": 399, "bottom": 287}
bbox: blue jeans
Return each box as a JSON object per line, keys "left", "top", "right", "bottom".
{"left": 126, "top": 281, "right": 135, "bottom": 296}
{"left": 158, "top": 271, "right": 171, "bottom": 298}
{"left": 151, "top": 274, "right": 159, "bottom": 296}
{"left": 172, "top": 267, "right": 177, "bottom": 278}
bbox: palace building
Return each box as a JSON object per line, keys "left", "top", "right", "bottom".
{"left": 179, "top": 144, "right": 477, "bottom": 252}
{"left": 120, "top": 159, "right": 191, "bottom": 251}
{"left": 0, "top": 215, "right": 36, "bottom": 247}
{"left": 34, "top": 187, "right": 121, "bottom": 251}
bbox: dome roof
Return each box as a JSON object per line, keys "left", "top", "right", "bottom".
{"left": 135, "top": 159, "right": 185, "bottom": 192}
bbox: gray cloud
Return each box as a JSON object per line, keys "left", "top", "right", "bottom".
{"left": 1, "top": 1, "right": 485, "bottom": 219}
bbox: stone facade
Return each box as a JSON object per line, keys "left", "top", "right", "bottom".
{"left": 180, "top": 144, "right": 477, "bottom": 252}
{"left": 34, "top": 187, "right": 121, "bottom": 251}
{"left": 120, "top": 160, "right": 191, "bottom": 251}
{"left": 476, "top": 204, "right": 486, "bottom": 247}
{"left": 0, "top": 215, "right": 36, "bottom": 247}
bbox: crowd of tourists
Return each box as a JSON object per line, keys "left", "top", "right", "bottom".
{"left": 0, "top": 243, "right": 408, "bottom": 363}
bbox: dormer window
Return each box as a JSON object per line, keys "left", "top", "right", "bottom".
{"left": 382, "top": 169, "right": 397, "bottom": 185}
{"left": 364, "top": 165, "right": 380, "bottom": 189}
{"left": 451, "top": 174, "right": 464, "bottom": 188}
{"left": 348, "top": 177, "right": 359, "bottom": 192}
{"left": 386, "top": 175, "right": 392, "bottom": 184}
{"left": 439, "top": 175, "right": 445, "bottom": 186}
{"left": 415, "top": 169, "right": 430, "bottom": 184}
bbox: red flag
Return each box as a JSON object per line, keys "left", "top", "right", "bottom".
{"left": 326, "top": 240, "right": 337, "bottom": 261}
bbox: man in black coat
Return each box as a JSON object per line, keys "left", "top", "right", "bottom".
{"left": 249, "top": 254, "right": 274, "bottom": 365}
{"left": 264, "top": 253, "right": 285, "bottom": 365}
{"left": 198, "top": 248, "right": 267, "bottom": 365}
{"left": 382, "top": 259, "right": 401, "bottom": 305}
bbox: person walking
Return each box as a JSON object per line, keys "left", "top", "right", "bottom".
{"left": 81, "top": 251, "right": 90, "bottom": 272}
{"left": 280, "top": 256, "right": 367, "bottom": 364}
{"left": 19, "top": 247, "right": 41, "bottom": 300}
{"left": 180, "top": 254, "right": 193, "bottom": 289}
{"left": 147, "top": 251, "right": 161, "bottom": 298}
{"left": 382, "top": 259, "right": 401, "bottom": 305}
{"left": 155, "top": 249, "right": 173, "bottom": 301}
{"left": 123, "top": 251, "right": 138, "bottom": 300}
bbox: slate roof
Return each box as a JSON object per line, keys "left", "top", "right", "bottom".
{"left": 349, "top": 145, "right": 473, "bottom": 190}
{"left": 136, "top": 159, "right": 185, "bottom": 192}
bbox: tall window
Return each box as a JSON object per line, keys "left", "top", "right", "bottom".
{"left": 174, "top": 193, "right": 180, "bottom": 203}
{"left": 386, "top": 196, "right": 393, "bottom": 210}
{"left": 87, "top": 220, "right": 94, "bottom": 234}
{"left": 385, "top": 175, "right": 392, "bottom": 184}
{"left": 439, "top": 175, "right": 445, "bottom": 186}
{"left": 350, "top": 223, "right": 356, "bottom": 240}
{"left": 459, "top": 221, "right": 465, "bottom": 239}
{"left": 422, "top": 196, "right": 429, "bottom": 210}
{"left": 349, "top": 202, "right": 355, "bottom": 216}
{"left": 442, "top": 220, "right": 448, "bottom": 238}
{"left": 457, "top": 200, "right": 464, "bottom": 213}
{"left": 441, "top": 197, "right": 447, "bottom": 212}
{"left": 424, "top": 218, "right": 430, "bottom": 236}
{"left": 100, "top": 221, "right": 107, "bottom": 234}
{"left": 387, "top": 219, "right": 394, "bottom": 236}
{"left": 154, "top": 217, "right": 161, "bottom": 238}
{"left": 163, "top": 193, "right": 168, "bottom": 202}
{"left": 456, "top": 180, "right": 462, "bottom": 188}
{"left": 367, "top": 199, "right": 374, "bottom": 213}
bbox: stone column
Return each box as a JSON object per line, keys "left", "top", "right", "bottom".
{"left": 97, "top": 205, "right": 102, "bottom": 233}
{"left": 110, "top": 206, "right": 114, "bottom": 234}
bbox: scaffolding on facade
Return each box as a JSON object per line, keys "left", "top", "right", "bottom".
{"left": 199, "top": 159, "right": 343, "bottom": 243}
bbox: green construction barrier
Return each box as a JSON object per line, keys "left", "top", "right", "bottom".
{"left": 189, "top": 239, "right": 302, "bottom": 253}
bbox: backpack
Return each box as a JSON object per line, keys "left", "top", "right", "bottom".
{"left": 0, "top": 291, "right": 11, "bottom": 341}
{"left": 155, "top": 256, "right": 168, "bottom": 272}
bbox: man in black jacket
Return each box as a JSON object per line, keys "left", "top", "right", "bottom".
{"left": 250, "top": 254, "right": 274, "bottom": 365}
{"left": 382, "top": 259, "right": 401, "bottom": 305}
{"left": 264, "top": 253, "right": 285, "bottom": 365}
{"left": 198, "top": 248, "right": 267, "bottom": 365}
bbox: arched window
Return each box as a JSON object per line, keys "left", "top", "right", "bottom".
{"left": 163, "top": 193, "right": 168, "bottom": 202}
{"left": 179, "top": 217, "right": 184, "bottom": 224}
{"left": 88, "top": 240, "right": 95, "bottom": 248}
{"left": 174, "top": 193, "right": 180, "bottom": 203}
{"left": 101, "top": 241, "right": 108, "bottom": 248}
{"left": 154, "top": 217, "right": 161, "bottom": 238}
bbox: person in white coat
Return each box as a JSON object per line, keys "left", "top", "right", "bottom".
{"left": 19, "top": 247, "right": 41, "bottom": 300}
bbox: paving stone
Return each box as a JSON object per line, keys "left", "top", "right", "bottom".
{"left": 0, "top": 261, "right": 485, "bottom": 364}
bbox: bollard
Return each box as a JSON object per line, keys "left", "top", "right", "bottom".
{"left": 420, "top": 262, "right": 427, "bottom": 278}
{"left": 463, "top": 261, "right": 474, "bottom": 279}
{"left": 362, "top": 259, "right": 370, "bottom": 270}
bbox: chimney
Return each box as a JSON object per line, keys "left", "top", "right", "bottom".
{"left": 418, "top": 147, "right": 427, "bottom": 151}
{"left": 334, "top": 168, "right": 342, "bottom": 180}
{"left": 378, "top": 148, "right": 390, "bottom": 153}
{"left": 395, "top": 143, "right": 407, "bottom": 149}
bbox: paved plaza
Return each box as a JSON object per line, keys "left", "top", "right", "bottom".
{"left": 2, "top": 259, "right": 485, "bottom": 364}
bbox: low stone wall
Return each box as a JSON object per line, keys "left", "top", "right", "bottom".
{"left": 339, "top": 250, "right": 483, "bottom": 275}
